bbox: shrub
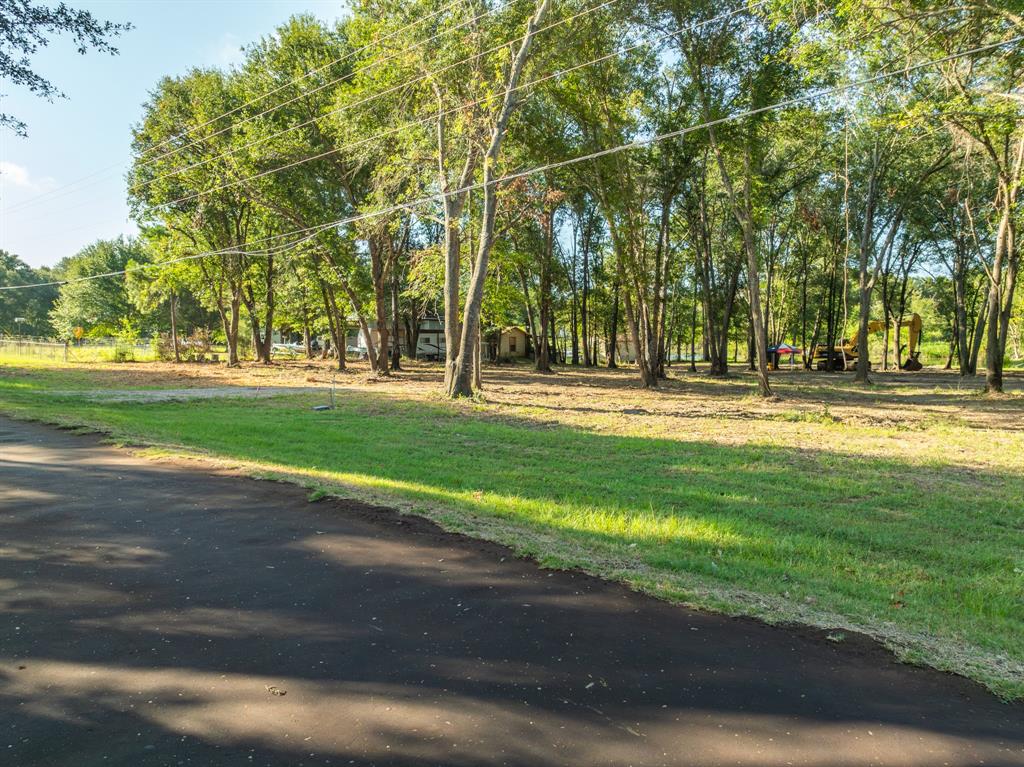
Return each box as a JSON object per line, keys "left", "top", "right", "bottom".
{"left": 154, "top": 333, "right": 177, "bottom": 362}
{"left": 182, "top": 328, "right": 212, "bottom": 362}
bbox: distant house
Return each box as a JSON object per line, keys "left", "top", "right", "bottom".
{"left": 412, "top": 316, "right": 445, "bottom": 360}
{"left": 353, "top": 315, "right": 446, "bottom": 360}
{"left": 353, "top": 318, "right": 532, "bottom": 363}
{"left": 494, "top": 326, "right": 529, "bottom": 360}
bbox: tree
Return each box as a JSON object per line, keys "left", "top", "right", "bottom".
{"left": 0, "top": 250, "right": 57, "bottom": 335}
{"left": 671, "top": 1, "right": 812, "bottom": 396}
{"left": 12, "top": 0, "right": 1015, "bottom": 399}
{"left": 444, "top": 0, "right": 553, "bottom": 397}
{"left": 125, "top": 226, "right": 217, "bottom": 361}
{"left": 49, "top": 237, "right": 147, "bottom": 339}
{"left": 839, "top": 0, "right": 1023, "bottom": 391}
{"left": 129, "top": 68, "right": 264, "bottom": 366}
{"left": 0, "top": 0, "right": 129, "bottom": 134}
{"left": 533, "top": 0, "right": 665, "bottom": 385}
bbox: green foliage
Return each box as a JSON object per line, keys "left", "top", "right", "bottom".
{"left": 49, "top": 237, "right": 148, "bottom": 339}
{"left": 17, "top": 0, "right": 1024, "bottom": 379}
{"left": 0, "top": 250, "right": 57, "bottom": 335}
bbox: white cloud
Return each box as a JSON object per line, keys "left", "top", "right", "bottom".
{"left": 0, "top": 161, "right": 58, "bottom": 194}
{"left": 208, "top": 33, "right": 245, "bottom": 69}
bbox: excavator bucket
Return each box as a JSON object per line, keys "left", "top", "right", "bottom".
{"left": 899, "top": 314, "right": 924, "bottom": 372}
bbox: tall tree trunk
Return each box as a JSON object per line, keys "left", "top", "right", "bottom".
{"left": 694, "top": 92, "right": 769, "bottom": 391}
{"left": 654, "top": 199, "right": 674, "bottom": 379}
{"left": 968, "top": 297, "right": 987, "bottom": 375}
{"left": 368, "top": 239, "right": 391, "bottom": 377}
{"left": 689, "top": 276, "right": 698, "bottom": 373}
{"left": 880, "top": 276, "right": 892, "bottom": 371}
{"left": 442, "top": 199, "right": 464, "bottom": 388}
{"left": 747, "top": 319, "right": 756, "bottom": 371}
{"left": 335, "top": 280, "right": 376, "bottom": 373}
{"left": 953, "top": 269, "right": 970, "bottom": 375}
{"left": 638, "top": 305, "right": 659, "bottom": 387}
{"left": 853, "top": 148, "right": 884, "bottom": 384}
{"left": 581, "top": 222, "right": 591, "bottom": 366}
{"left": 607, "top": 280, "right": 620, "bottom": 369}
{"left": 405, "top": 311, "right": 420, "bottom": 361}
{"left": 519, "top": 267, "right": 540, "bottom": 360}
{"left": 737, "top": 221, "right": 770, "bottom": 395}
{"left": 169, "top": 290, "right": 180, "bottom": 364}
{"left": 707, "top": 137, "right": 770, "bottom": 394}
{"left": 447, "top": 0, "right": 551, "bottom": 397}
{"left": 326, "top": 283, "right": 347, "bottom": 371}
{"left": 985, "top": 191, "right": 1017, "bottom": 393}
{"left": 549, "top": 309, "right": 559, "bottom": 365}
{"left": 800, "top": 245, "right": 809, "bottom": 369}
{"left": 390, "top": 270, "right": 402, "bottom": 371}
{"left": 473, "top": 322, "right": 483, "bottom": 389}
{"left": 227, "top": 291, "right": 241, "bottom": 367}
{"left": 536, "top": 204, "right": 554, "bottom": 373}
{"left": 263, "top": 255, "right": 275, "bottom": 363}
{"left": 570, "top": 294, "right": 580, "bottom": 365}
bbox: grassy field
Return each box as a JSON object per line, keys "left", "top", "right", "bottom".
{"left": 0, "top": 354, "right": 1022, "bottom": 698}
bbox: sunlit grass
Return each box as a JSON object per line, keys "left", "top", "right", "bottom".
{"left": 0, "top": 363, "right": 1021, "bottom": 699}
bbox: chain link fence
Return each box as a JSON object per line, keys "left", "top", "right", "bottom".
{"left": 0, "top": 336, "right": 157, "bottom": 363}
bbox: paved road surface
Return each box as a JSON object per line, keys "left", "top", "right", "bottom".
{"left": 1, "top": 417, "right": 1021, "bottom": 766}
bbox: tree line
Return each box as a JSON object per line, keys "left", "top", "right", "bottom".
{"left": 5, "top": 0, "right": 1022, "bottom": 395}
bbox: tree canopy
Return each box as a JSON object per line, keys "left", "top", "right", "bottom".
{"left": 3, "top": 0, "right": 1021, "bottom": 393}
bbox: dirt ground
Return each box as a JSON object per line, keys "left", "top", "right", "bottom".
{"left": 20, "top": 357, "right": 1022, "bottom": 443}
{"left": 2, "top": 416, "right": 1022, "bottom": 767}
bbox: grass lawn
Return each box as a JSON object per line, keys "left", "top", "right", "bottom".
{"left": 0, "top": 355, "right": 1022, "bottom": 699}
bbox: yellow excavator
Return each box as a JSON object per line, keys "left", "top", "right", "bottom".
{"left": 812, "top": 313, "right": 924, "bottom": 372}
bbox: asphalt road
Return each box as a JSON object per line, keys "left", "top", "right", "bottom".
{"left": 1, "top": 416, "right": 1021, "bottom": 766}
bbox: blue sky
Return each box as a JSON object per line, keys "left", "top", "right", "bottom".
{"left": 0, "top": 0, "right": 347, "bottom": 268}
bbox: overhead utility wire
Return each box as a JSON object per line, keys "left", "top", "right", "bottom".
{"left": 9, "top": 0, "right": 623, "bottom": 226}
{"left": 140, "top": 0, "right": 536, "bottom": 168}
{"left": 135, "top": 1, "right": 764, "bottom": 194}
{"left": 145, "top": 0, "right": 737, "bottom": 209}
{"left": 141, "top": 0, "right": 476, "bottom": 160}
{"left": 2, "top": 34, "right": 1017, "bottom": 293}
{"left": 3, "top": 0, "right": 505, "bottom": 213}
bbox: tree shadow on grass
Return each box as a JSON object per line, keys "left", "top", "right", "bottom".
{"left": 475, "top": 365, "right": 1024, "bottom": 432}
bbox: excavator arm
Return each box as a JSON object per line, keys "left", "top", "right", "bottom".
{"left": 900, "top": 314, "right": 924, "bottom": 371}
{"left": 848, "top": 320, "right": 887, "bottom": 353}
{"left": 812, "top": 314, "right": 924, "bottom": 372}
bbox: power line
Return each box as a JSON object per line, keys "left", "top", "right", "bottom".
{"left": 140, "top": 0, "right": 532, "bottom": 169}
{"left": 140, "top": 0, "right": 477, "bottom": 161}
{"left": 135, "top": 0, "right": 621, "bottom": 186}
{"left": 3, "top": 0, "right": 511, "bottom": 214}
{"left": 3, "top": 34, "right": 1018, "bottom": 293}
{"left": 144, "top": 0, "right": 711, "bottom": 210}
{"left": 135, "top": 1, "right": 760, "bottom": 195}
{"left": 0, "top": 224, "right": 332, "bottom": 292}
{"left": 0, "top": 162, "right": 126, "bottom": 213}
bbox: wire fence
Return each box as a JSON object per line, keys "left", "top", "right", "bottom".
{"left": 0, "top": 336, "right": 157, "bottom": 363}
{"left": 0, "top": 338, "right": 66, "bottom": 361}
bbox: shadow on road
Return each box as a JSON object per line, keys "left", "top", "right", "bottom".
{"left": 0, "top": 418, "right": 1022, "bottom": 766}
